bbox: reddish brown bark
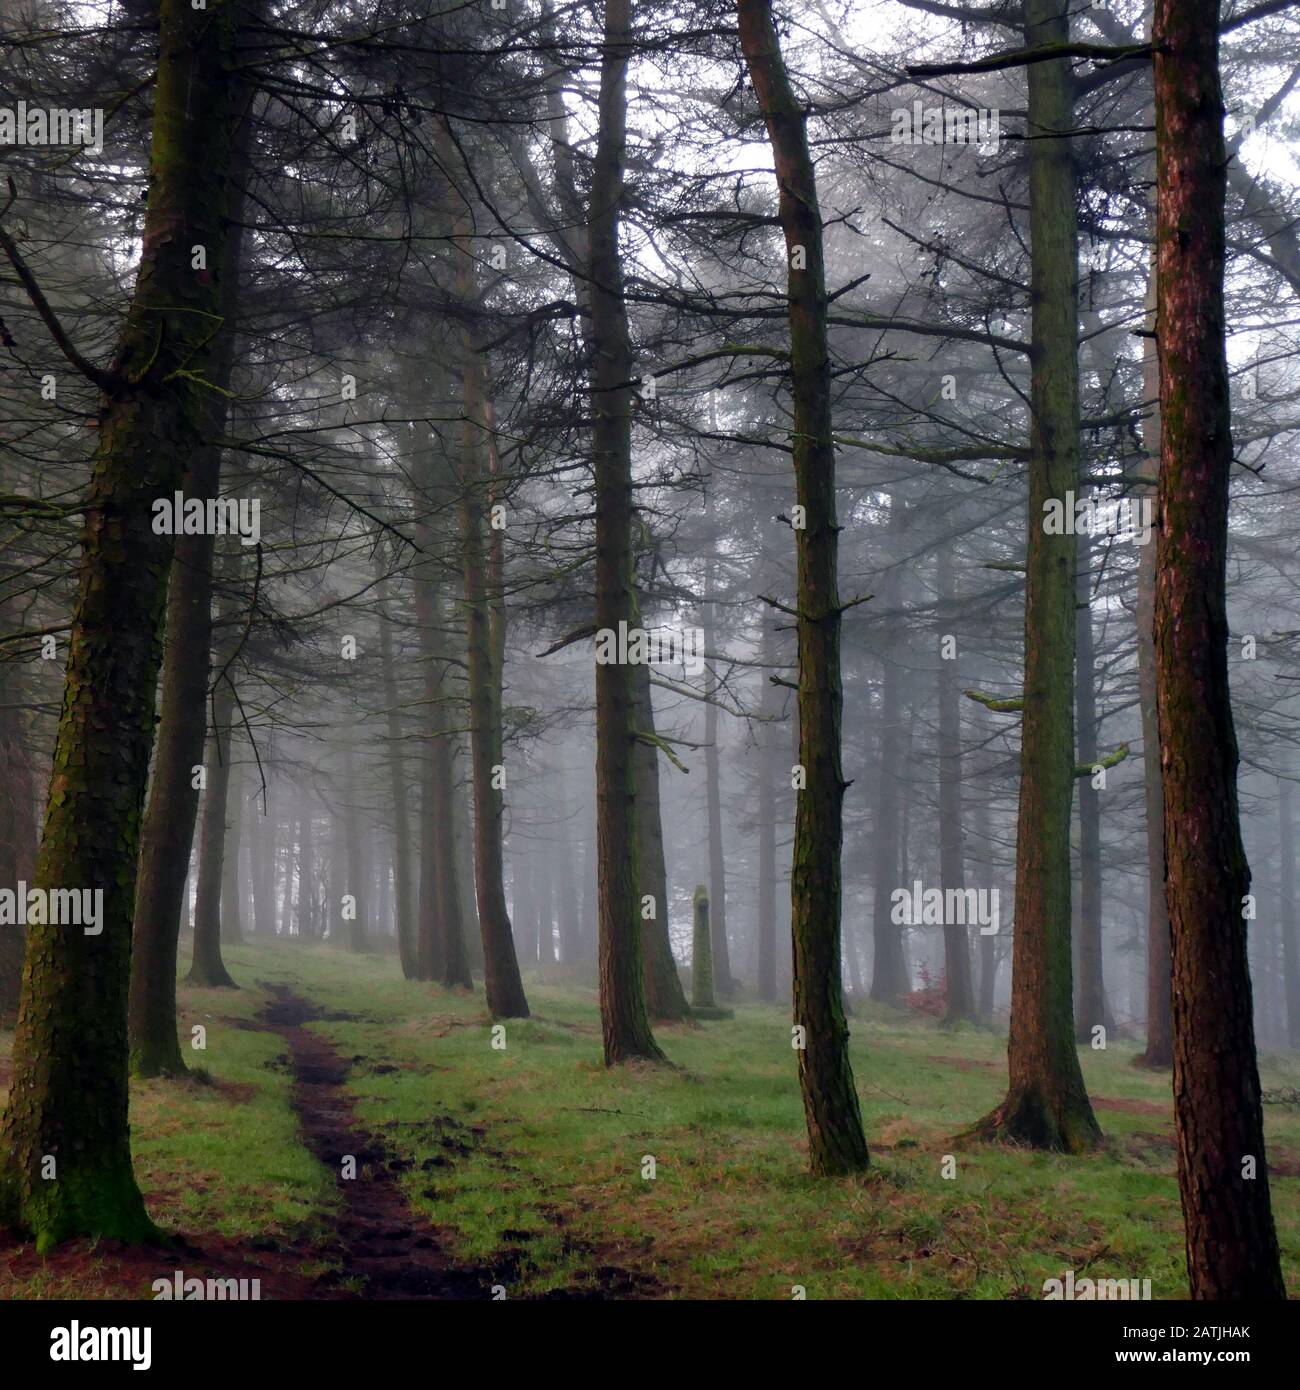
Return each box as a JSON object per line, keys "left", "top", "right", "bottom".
{"left": 1152, "top": 0, "right": 1284, "bottom": 1300}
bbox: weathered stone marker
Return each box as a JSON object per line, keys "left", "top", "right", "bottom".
{"left": 692, "top": 884, "right": 715, "bottom": 1009}
{"left": 691, "top": 884, "right": 733, "bottom": 1019}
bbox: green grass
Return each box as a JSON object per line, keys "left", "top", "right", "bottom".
{"left": 1, "top": 937, "right": 1298, "bottom": 1299}
{"left": 131, "top": 969, "right": 337, "bottom": 1242}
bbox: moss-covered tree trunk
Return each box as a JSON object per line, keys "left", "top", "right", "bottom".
{"left": 756, "top": 619, "right": 780, "bottom": 1003}
{"left": 429, "top": 572, "right": 470, "bottom": 986}
{"left": 974, "top": 0, "right": 1100, "bottom": 1153}
{"left": 589, "top": 0, "right": 664, "bottom": 1065}
{"left": 868, "top": 668, "right": 908, "bottom": 1004}
{"left": 936, "top": 548, "right": 975, "bottom": 1025}
{"left": 344, "top": 743, "right": 368, "bottom": 954}
{"left": 1134, "top": 260, "right": 1173, "bottom": 1069}
{"left": 1073, "top": 531, "right": 1111, "bottom": 1041}
{"left": 536, "top": 850, "right": 555, "bottom": 966}
{"left": 415, "top": 701, "right": 441, "bottom": 976}
{"left": 454, "top": 756, "right": 484, "bottom": 974}
{"left": 555, "top": 843, "right": 581, "bottom": 965}
{"left": 188, "top": 674, "right": 239, "bottom": 989}
{"left": 738, "top": 0, "right": 868, "bottom": 1174}
{"left": 978, "top": 932, "right": 997, "bottom": 1023}
{"left": 0, "top": 0, "right": 242, "bottom": 1248}
{"left": 514, "top": 849, "right": 537, "bottom": 966}
{"left": 1152, "top": 0, "right": 1284, "bottom": 1300}
{"left": 701, "top": 531, "right": 734, "bottom": 997}
{"left": 446, "top": 199, "right": 529, "bottom": 1017}
{"left": 578, "top": 823, "right": 597, "bottom": 965}
{"left": 431, "top": 675, "right": 471, "bottom": 987}
{"left": 219, "top": 760, "right": 244, "bottom": 945}
{"left": 0, "top": 597, "right": 36, "bottom": 1015}
{"left": 411, "top": 423, "right": 470, "bottom": 987}
{"left": 327, "top": 809, "right": 344, "bottom": 943}
{"left": 0, "top": 445, "right": 38, "bottom": 1013}
{"left": 869, "top": 502, "right": 909, "bottom": 1005}
{"left": 1279, "top": 773, "right": 1300, "bottom": 1049}
{"left": 128, "top": 450, "right": 217, "bottom": 1062}
{"left": 376, "top": 560, "right": 418, "bottom": 978}
{"left": 280, "top": 809, "right": 297, "bottom": 933}
{"left": 247, "top": 787, "right": 274, "bottom": 938}
{"left": 295, "top": 806, "right": 314, "bottom": 939}
{"left": 631, "top": 651, "right": 689, "bottom": 1018}
{"left": 128, "top": 14, "right": 255, "bottom": 1078}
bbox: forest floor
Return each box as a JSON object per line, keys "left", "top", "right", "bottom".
{"left": 1, "top": 937, "right": 1298, "bottom": 1299}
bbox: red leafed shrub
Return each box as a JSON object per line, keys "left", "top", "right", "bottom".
{"left": 904, "top": 963, "right": 947, "bottom": 1018}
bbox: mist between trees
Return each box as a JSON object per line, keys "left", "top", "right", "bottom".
{"left": 0, "top": 0, "right": 1297, "bottom": 1301}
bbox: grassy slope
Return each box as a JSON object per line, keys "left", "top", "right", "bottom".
{"left": 1, "top": 937, "right": 1297, "bottom": 1298}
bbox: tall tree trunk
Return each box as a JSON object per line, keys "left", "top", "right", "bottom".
{"left": 1073, "top": 531, "right": 1110, "bottom": 1040}
{"left": 756, "top": 620, "right": 779, "bottom": 1003}
{"left": 845, "top": 915, "right": 863, "bottom": 997}
{"left": 328, "top": 803, "right": 344, "bottom": 942}
{"left": 589, "top": 0, "right": 663, "bottom": 1064}
{"left": 188, "top": 674, "right": 239, "bottom": 989}
{"left": 433, "top": 744, "right": 470, "bottom": 988}
{"left": 486, "top": 401, "right": 508, "bottom": 722}
{"left": 127, "top": 48, "right": 254, "bottom": 1078}
{"left": 555, "top": 852, "right": 580, "bottom": 964}
{"left": 1152, "top": 0, "right": 1284, "bottom": 1299}
{"left": 296, "top": 805, "right": 314, "bottom": 941}
{"left": 410, "top": 429, "right": 450, "bottom": 982}
{"left": 344, "top": 744, "right": 368, "bottom": 953}
{"left": 514, "top": 849, "right": 537, "bottom": 967}
{"left": 631, "top": 652, "right": 689, "bottom": 1018}
{"left": 454, "top": 748, "right": 483, "bottom": 975}
{"left": 377, "top": 855, "right": 392, "bottom": 948}
{"left": 776, "top": 706, "right": 799, "bottom": 1004}
{"left": 978, "top": 931, "right": 998, "bottom": 1024}
{"left": 1281, "top": 774, "right": 1300, "bottom": 1050}
{"left": 702, "top": 540, "right": 734, "bottom": 996}
{"left": 417, "top": 732, "right": 442, "bottom": 978}
{"left": 869, "top": 504, "right": 909, "bottom": 1004}
{"left": 1134, "top": 258, "right": 1173, "bottom": 1069}
{"left": 538, "top": 847, "right": 555, "bottom": 966}
{"left": 450, "top": 233, "right": 529, "bottom": 1014}
{"left": 412, "top": 426, "right": 472, "bottom": 989}
{"left": 974, "top": 0, "right": 1100, "bottom": 1153}
{"left": 937, "top": 549, "right": 975, "bottom": 1025}
{"left": 868, "top": 662, "right": 908, "bottom": 1003}
{"left": 248, "top": 784, "right": 275, "bottom": 938}
{"left": 0, "top": 0, "right": 245, "bottom": 1247}
{"left": 738, "top": 0, "right": 868, "bottom": 1174}
{"left": 377, "top": 561, "right": 418, "bottom": 977}
{"left": 579, "top": 821, "right": 598, "bottom": 964}
{"left": 0, "top": 606, "right": 37, "bottom": 1014}
{"left": 277, "top": 808, "right": 293, "bottom": 935}
{"left": 219, "top": 760, "right": 244, "bottom": 945}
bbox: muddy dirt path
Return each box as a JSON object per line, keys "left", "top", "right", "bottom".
{"left": 260, "top": 984, "right": 492, "bottom": 1299}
